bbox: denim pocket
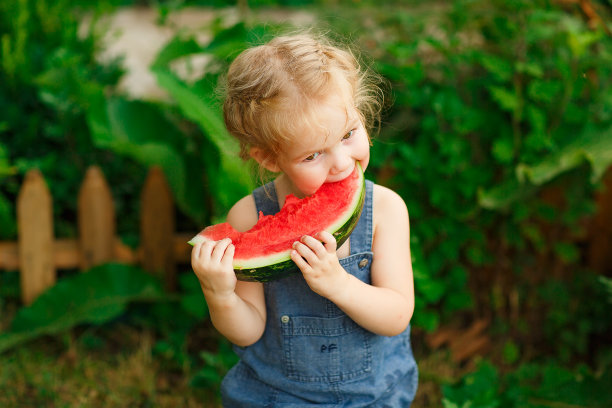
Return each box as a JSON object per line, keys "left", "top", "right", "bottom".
{"left": 280, "top": 314, "right": 372, "bottom": 383}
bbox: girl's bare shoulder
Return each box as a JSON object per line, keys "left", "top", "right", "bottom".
{"left": 372, "top": 183, "right": 409, "bottom": 220}
{"left": 226, "top": 194, "right": 259, "bottom": 232}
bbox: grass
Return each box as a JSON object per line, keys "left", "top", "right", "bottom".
{"left": 0, "top": 317, "right": 221, "bottom": 407}
{"left": 0, "top": 271, "right": 475, "bottom": 408}
{"left": 0, "top": 311, "right": 460, "bottom": 407}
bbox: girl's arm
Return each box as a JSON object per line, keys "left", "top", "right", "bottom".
{"left": 191, "top": 196, "right": 266, "bottom": 346}
{"left": 291, "top": 184, "right": 414, "bottom": 336}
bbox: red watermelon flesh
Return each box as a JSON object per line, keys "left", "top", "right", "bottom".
{"left": 189, "top": 163, "right": 365, "bottom": 281}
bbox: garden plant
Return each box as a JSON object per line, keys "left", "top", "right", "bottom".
{"left": 1, "top": 0, "right": 611, "bottom": 406}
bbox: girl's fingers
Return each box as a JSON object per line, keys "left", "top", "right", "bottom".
{"left": 299, "top": 235, "right": 327, "bottom": 257}
{"left": 211, "top": 238, "right": 232, "bottom": 263}
{"left": 293, "top": 240, "right": 318, "bottom": 264}
{"left": 291, "top": 248, "right": 311, "bottom": 272}
{"left": 191, "top": 240, "right": 211, "bottom": 261}
{"left": 191, "top": 242, "right": 201, "bottom": 265}
{"left": 316, "top": 231, "right": 337, "bottom": 252}
{"left": 221, "top": 243, "right": 235, "bottom": 268}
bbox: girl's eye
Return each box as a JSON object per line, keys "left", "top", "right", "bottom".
{"left": 343, "top": 130, "right": 354, "bottom": 140}
{"left": 304, "top": 152, "right": 320, "bottom": 161}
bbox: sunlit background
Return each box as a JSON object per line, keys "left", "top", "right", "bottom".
{"left": 1, "top": 0, "right": 612, "bottom": 406}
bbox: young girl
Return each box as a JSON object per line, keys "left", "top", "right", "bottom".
{"left": 191, "top": 32, "right": 418, "bottom": 407}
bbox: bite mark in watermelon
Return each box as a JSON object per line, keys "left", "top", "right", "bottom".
{"left": 189, "top": 163, "right": 365, "bottom": 282}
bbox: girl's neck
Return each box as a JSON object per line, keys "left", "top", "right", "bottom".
{"left": 274, "top": 173, "right": 306, "bottom": 206}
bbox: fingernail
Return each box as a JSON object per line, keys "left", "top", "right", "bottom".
{"left": 293, "top": 241, "right": 299, "bottom": 248}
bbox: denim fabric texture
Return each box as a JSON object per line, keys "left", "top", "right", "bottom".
{"left": 221, "top": 180, "right": 418, "bottom": 407}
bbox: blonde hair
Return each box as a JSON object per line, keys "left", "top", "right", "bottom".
{"left": 223, "top": 32, "right": 384, "bottom": 162}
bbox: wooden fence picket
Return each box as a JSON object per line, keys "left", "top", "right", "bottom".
{"left": 140, "top": 166, "right": 176, "bottom": 290}
{"left": 78, "top": 166, "right": 116, "bottom": 270}
{"left": 17, "top": 169, "right": 55, "bottom": 305}
{"left": 0, "top": 165, "right": 194, "bottom": 303}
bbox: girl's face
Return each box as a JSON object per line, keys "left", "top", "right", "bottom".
{"left": 273, "top": 95, "right": 370, "bottom": 197}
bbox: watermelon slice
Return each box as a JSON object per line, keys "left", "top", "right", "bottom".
{"left": 189, "top": 163, "right": 365, "bottom": 282}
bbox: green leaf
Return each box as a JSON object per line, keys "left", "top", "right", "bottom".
{"left": 567, "top": 28, "right": 603, "bottom": 58}
{"left": 151, "top": 35, "right": 202, "bottom": 70}
{"left": 515, "top": 61, "right": 543, "bottom": 78}
{"left": 0, "top": 264, "right": 164, "bottom": 355}
{"left": 152, "top": 68, "right": 233, "bottom": 155}
{"left": 202, "top": 22, "right": 278, "bottom": 61}
{"left": 85, "top": 95, "right": 214, "bottom": 222}
{"left": 178, "top": 273, "right": 208, "bottom": 319}
{"left": 0, "top": 191, "right": 15, "bottom": 240}
{"left": 527, "top": 79, "right": 562, "bottom": 103}
{"left": 479, "top": 125, "right": 612, "bottom": 210}
{"left": 479, "top": 54, "right": 513, "bottom": 82}
{"left": 502, "top": 340, "right": 520, "bottom": 365}
{"left": 153, "top": 68, "right": 254, "bottom": 209}
{"left": 442, "top": 360, "right": 500, "bottom": 408}
{"left": 477, "top": 178, "right": 538, "bottom": 212}
{"left": 441, "top": 399, "right": 463, "bottom": 408}
{"left": 413, "top": 308, "right": 439, "bottom": 332}
{"left": 600, "top": 276, "right": 612, "bottom": 304}
{"left": 553, "top": 242, "right": 580, "bottom": 264}
{"left": 88, "top": 96, "right": 184, "bottom": 150}
{"left": 492, "top": 137, "right": 515, "bottom": 164}
{"left": 517, "top": 126, "right": 612, "bottom": 185}
{"left": 488, "top": 86, "right": 518, "bottom": 112}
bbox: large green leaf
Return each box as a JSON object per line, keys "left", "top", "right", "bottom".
{"left": 479, "top": 126, "right": 612, "bottom": 210}
{"left": 88, "top": 95, "right": 184, "bottom": 149}
{"left": 152, "top": 68, "right": 235, "bottom": 156}
{"left": 516, "top": 127, "right": 612, "bottom": 185}
{"left": 0, "top": 264, "right": 164, "bottom": 355}
{"left": 153, "top": 68, "right": 254, "bottom": 209}
{"left": 151, "top": 36, "right": 203, "bottom": 70}
{"left": 86, "top": 94, "right": 211, "bottom": 223}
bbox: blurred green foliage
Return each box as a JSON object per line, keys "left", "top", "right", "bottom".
{"left": 1, "top": 0, "right": 612, "bottom": 405}
{"left": 442, "top": 359, "right": 612, "bottom": 408}
{"left": 0, "top": 0, "right": 140, "bottom": 240}
{"left": 0, "top": 263, "right": 165, "bottom": 354}
{"left": 329, "top": 0, "right": 612, "bottom": 347}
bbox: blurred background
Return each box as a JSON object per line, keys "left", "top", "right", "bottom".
{"left": 1, "top": 0, "right": 612, "bottom": 406}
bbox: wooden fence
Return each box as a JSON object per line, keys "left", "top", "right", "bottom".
{"left": 2, "top": 165, "right": 612, "bottom": 305}
{"left": 0, "top": 166, "right": 193, "bottom": 305}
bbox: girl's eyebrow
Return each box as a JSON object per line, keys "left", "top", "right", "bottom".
{"left": 344, "top": 116, "right": 359, "bottom": 131}
{"left": 293, "top": 116, "right": 359, "bottom": 160}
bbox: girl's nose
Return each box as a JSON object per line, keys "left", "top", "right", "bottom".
{"left": 330, "top": 146, "right": 353, "bottom": 174}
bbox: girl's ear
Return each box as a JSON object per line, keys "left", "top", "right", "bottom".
{"left": 249, "top": 147, "right": 280, "bottom": 173}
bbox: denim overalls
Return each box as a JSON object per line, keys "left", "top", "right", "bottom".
{"left": 221, "top": 180, "right": 418, "bottom": 407}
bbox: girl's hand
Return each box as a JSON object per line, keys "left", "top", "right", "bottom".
{"left": 191, "top": 238, "right": 237, "bottom": 300}
{"left": 291, "top": 231, "right": 349, "bottom": 300}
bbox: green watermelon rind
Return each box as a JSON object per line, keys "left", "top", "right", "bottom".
{"left": 190, "top": 164, "right": 366, "bottom": 282}
{"left": 238, "top": 183, "right": 364, "bottom": 282}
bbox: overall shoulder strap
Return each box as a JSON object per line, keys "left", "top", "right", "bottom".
{"left": 252, "top": 181, "right": 281, "bottom": 216}
{"left": 349, "top": 179, "right": 374, "bottom": 254}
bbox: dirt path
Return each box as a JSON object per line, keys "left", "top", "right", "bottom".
{"left": 90, "top": 7, "right": 314, "bottom": 99}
